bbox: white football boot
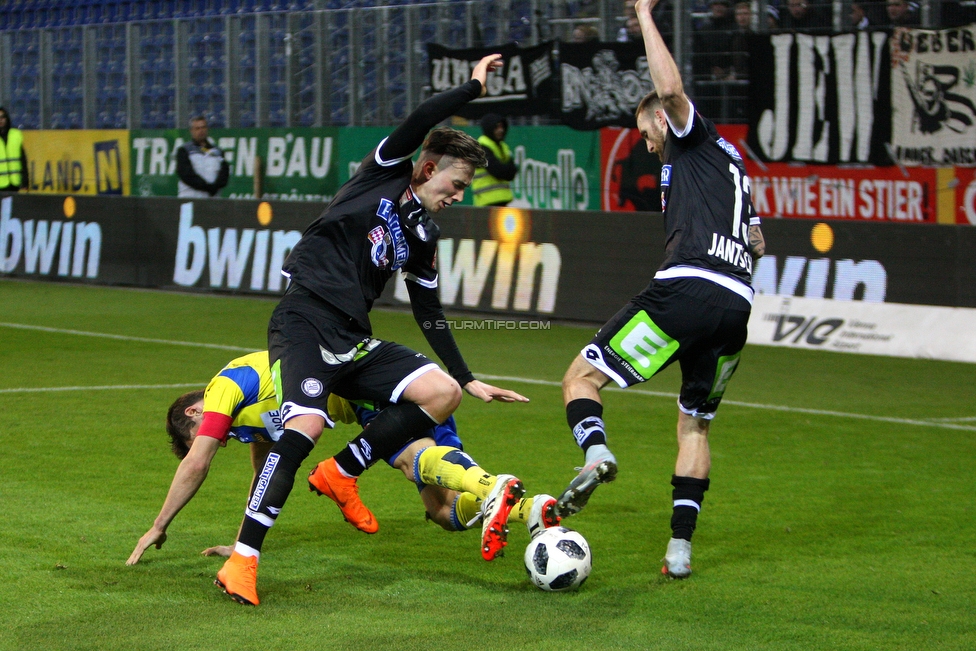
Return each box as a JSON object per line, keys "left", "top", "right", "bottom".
{"left": 526, "top": 493, "right": 561, "bottom": 539}
{"left": 661, "top": 537, "right": 692, "bottom": 578}
{"left": 555, "top": 445, "right": 617, "bottom": 518}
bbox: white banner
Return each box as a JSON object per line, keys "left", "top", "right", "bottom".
{"left": 748, "top": 294, "right": 976, "bottom": 363}
{"left": 890, "top": 25, "right": 976, "bottom": 166}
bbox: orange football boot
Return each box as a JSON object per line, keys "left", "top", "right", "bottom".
{"left": 308, "top": 458, "right": 378, "bottom": 534}
{"left": 215, "top": 551, "right": 260, "bottom": 606}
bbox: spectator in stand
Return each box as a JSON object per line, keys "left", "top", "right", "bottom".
{"left": 885, "top": 0, "right": 920, "bottom": 26}
{"left": 620, "top": 0, "right": 671, "bottom": 42}
{"left": 850, "top": 1, "right": 871, "bottom": 29}
{"left": 472, "top": 113, "right": 518, "bottom": 207}
{"left": 766, "top": 5, "right": 781, "bottom": 28}
{"left": 618, "top": 16, "right": 644, "bottom": 41}
{"left": 572, "top": 24, "right": 600, "bottom": 42}
{"left": 729, "top": 2, "right": 753, "bottom": 81}
{"left": 0, "top": 107, "right": 28, "bottom": 193}
{"left": 778, "top": 0, "right": 832, "bottom": 32}
{"left": 694, "top": 0, "right": 735, "bottom": 81}
{"left": 176, "top": 115, "right": 230, "bottom": 198}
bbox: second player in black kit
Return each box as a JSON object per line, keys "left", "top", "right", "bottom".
{"left": 555, "top": 0, "right": 766, "bottom": 579}
{"left": 215, "top": 54, "right": 529, "bottom": 606}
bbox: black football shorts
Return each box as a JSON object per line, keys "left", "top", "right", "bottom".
{"left": 268, "top": 286, "right": 438, "bottom": 428}
{"left": 581, "top": 278, "right": 750, "bottom": 419}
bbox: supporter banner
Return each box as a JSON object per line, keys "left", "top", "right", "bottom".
{"left": 426, "top": 42, "right": 556, "bottom": 119}
{"left": 22, "top": 130, "right": 130, "bottom": 195}
{"left": 748, "top": 295, "right": 976, "bottom": 362}
{"left": 889, "top": 25, "right": 976, "bottom": 167}
{"left": 130, "top": 127, "right": 340, "bottom": 201}
{"left": 558, "top": 41, "right": 653, "bottom": 130}
{"left": 747, "top": 31, "right": 892, "bottom": 165}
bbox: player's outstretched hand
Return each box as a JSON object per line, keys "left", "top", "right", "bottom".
{"left": 201, "top": 545, "right": 233, "bottom": 558}
{"left": 126, "top": 527, "right": 167, "bottom": 565}
{"left": 471, "top": 54, "right": 504, "bottom": 97}
{"left": 464, "top": 379, "right": 529, "bottom": 403}
{"left": 635, "top": 0, "right": 660, "bottom": 15}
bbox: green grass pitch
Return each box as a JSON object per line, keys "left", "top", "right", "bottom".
{"left": 1, "top": 278, "right": 974, "bottom": 651}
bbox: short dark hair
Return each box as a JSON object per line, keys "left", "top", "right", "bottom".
{"left": 421, "top": 127, "right": 487, "bottom": 169}
{"left": 166, "top": 390, "right": 204, "bottom": 459}
{"left": 635, "top": 90, "right": 663, "bottom": 121}
{"left": 189, "top": 115, "right": 207, "bottom": 126}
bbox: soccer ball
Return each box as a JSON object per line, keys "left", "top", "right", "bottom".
{"left": 524, "top": 526, "right": 592, "bottom": 592}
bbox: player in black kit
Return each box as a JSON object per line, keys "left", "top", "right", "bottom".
{"left": 554, "top": 0, "right": 766, "bottom": 579}
{"left": 215, "top": 54, "right": 530, "bottom": 605}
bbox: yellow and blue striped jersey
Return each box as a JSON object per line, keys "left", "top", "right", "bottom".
{"left": 203, "top": 351, "right": 283, "bottom": 444}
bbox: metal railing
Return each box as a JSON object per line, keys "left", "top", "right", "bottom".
{"left": 0, "top": 0, "right": 960, "bottom": 130}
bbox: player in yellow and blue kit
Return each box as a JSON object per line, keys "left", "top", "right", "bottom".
{"left": 126, "top": 351, "right": 282, "bottom": 565}
{"left": 314, "top": 396, "right": 559, "bottom": 539}
{"left": 127, "top": 352, "right": 557, "bottom": 567}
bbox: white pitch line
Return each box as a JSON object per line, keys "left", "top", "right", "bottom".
{"left": 2, "top": 323, "right": 973, "bottom": 432}
{"left": 478, "top": 374, "right": 976, "bottom": 432}
{"left": 0, "top": 322, "right": 256, "bottom": 352}
{"left": 0, "top": 383, "right": 202, "bottom": 395}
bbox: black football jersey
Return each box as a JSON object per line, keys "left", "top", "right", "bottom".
{"left": 658, "top": 105, "right": 760, "bottom": 292}
{"left": 281, "top": 144, "right": 439, "bottom": 332}
{"left": 280, "top": 80, "right": 481, "bottom": 332}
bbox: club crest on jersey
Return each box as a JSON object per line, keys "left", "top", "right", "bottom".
{"left": 661, "top": 165, "right": 672, "bottom": 186}
{"left": 716, "top": 137, "right": 742, "bottom": 160}
{"left": 302, "top": 378, "right": 324, "bottom": 397}
{"left": 367, "top": 225, "right": 391, "bottom": 269}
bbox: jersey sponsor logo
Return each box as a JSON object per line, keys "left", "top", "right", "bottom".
{"left": 375, "top": 198, "right": 410, "bottom": 270}
{"left": 608, "top": 311, "right": 679, "bottom": 381}
{"left": 302, "top": 377, "right": 324, "bottom": 397}
{"left": 716, "top": 137, "right": 743, "bottom": 161}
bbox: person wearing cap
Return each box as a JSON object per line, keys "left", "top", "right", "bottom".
{"left": 472, "top": 113, "right": 518, "bottom": 207}
{"left": 0, "top": 107, "right": 28, "bottom": 193}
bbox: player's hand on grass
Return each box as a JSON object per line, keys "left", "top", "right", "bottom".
{"left": 126, "top": 527, "right": 167, "bottom": 565}
{"left": 201, "top": 545, "right": 233, "bottom": 558}
{"left": 464, "top": 379, "right": 529, "bottom": 403}
{"left": 471, "top": 54, "right": 504, "bottom": 97}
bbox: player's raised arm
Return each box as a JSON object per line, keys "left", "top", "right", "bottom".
{"left": 379, "top": 54, "right": 504, "bottom": 163}
{"left": 635, "top": 0, "right": 692, "bottom": 132}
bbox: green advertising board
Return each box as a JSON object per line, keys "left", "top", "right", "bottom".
{"left": 130, "top": 127, "right": 341, "bottom": 201}
{"left": 131, "top": 125, "right": 601, "bottom": 210}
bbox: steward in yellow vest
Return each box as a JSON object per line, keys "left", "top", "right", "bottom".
{"left": 472, "top": 113, "right": 517, "bottom": 207}
{"left": 0, "top": 107, "right": 28, "bottom": 192}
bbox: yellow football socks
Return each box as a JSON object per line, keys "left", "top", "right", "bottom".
{"left": 508, "top": 495, "right": 534, "bottom": 525}
{"left": 417, "top": 446, "right": 496, "bottom": 499}
{"left": 453, "top": 492, "right": 482, "bottom": 529}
